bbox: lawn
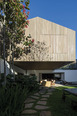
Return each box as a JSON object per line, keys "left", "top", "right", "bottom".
{"left": 47, "top": 86, "right": 77, "bottom": 116}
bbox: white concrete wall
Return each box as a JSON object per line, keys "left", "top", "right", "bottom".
{"left": 53, "top": 69, "right": 77, "bottom": 82}
{"left": 0, "top": 58, "right": 27, "bottom": 75}
{"left": 13, "top": 65, "right": 26, "bottom": 75}
{"left": 27, "top": 69, "right": 77, "bottom": 82}
{"left": 65, "top": 70, "right": 77, "bottom": 82}
{"left": 0, "top": 58, "right": 10, "bottom": 75}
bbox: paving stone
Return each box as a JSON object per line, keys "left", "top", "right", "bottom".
{"left": 37, "top": 101, "right": 47, "bottom": 105}
{"left": 35, "top": 105, "right": 49, "bottom": 110}
{"left": 40, "top": 111, "right": 51, "bottom": 116}
{"left": 23, "top": 115, "right": 37, "bottom": 116}
{"left": 39, "top": 89, "right": 46, "bottom": 93}
{"left": 39, "top": 92, "right": 45, "bottom": 95}
{"left": 25, "top": 103, "right": 33, "bottom": 109}
{"left": 42, "top": 95, "right": 50, "bottom": 98}
{"left": 34, "top": 93, "right": 40, "bottom": 96}
{"left": 31, "top": 96, "right": 39, "bottom": 100}
{"left": 22, "top": 109, "right": 37, "bottom": 114}
{"left": 44, "top": 87, "right": 49, "bottom": 89}
{"left": 24, "top": 98, "right": 36, "bottom": 103}
{"left": 22, "top": 115, "right": 37, "bottom": 116}
{"left": 40, "top": 98, "right": 47, "bottom": 101}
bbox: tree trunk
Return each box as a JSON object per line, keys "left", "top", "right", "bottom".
{"left": 12, "top": 38, "right": 15, "bottom": 79}
{"left": 9, "top": 39, "right": 12, "bottom": 74}
{"left": 0, "top": 7, "right": 1, "bottom": 79}
{"left": 3, "top": 0, "right": 6, "bottom": 86}
{"left": 0, "top": 58, "right": 1, "bottom": 79}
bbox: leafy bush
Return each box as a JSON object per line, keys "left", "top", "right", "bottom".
{"left": 0, "top": 74, "right": 39, "bottom": 116}
{"left": 0, "top": 73, "right": 4, "bottom": 86}
{"left": 15, "top": 74, "right": 39, "bottom": 91}
{"left": 0, "top": 85, "right": 27, "bottom": 116}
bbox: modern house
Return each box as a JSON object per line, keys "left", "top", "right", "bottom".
{"left": 0, "top": 17, "right": 76, "bottom": 82}
{"left": 13, "top": 17, "right": 76, "bottom": 68}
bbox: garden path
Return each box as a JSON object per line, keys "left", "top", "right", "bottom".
{"left": 21, "top": 86, "right": 54, "bottom": 116}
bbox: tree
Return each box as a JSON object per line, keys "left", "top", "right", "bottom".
{"left": 0, "top": 0, "right": 34, "bottom": 85}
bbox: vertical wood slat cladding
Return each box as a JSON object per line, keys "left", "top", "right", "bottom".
{"left": 23, "top": 17, "right": 75, "bottom": 62}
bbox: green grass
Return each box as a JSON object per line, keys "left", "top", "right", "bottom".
{"left": 47, "top": 86, "right": 77, "bottom": 116}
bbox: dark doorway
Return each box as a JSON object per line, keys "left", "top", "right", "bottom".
{"left": 42, "top": 73, "right": 54, "bottom": 81}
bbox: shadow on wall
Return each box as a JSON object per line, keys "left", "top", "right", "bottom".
{"left": 14, "top": 41, "right": 53, "bottom": 61}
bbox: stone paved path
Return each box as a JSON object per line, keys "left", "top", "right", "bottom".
{"left": 21, "top": 87, "right": 54, "bottom": 116}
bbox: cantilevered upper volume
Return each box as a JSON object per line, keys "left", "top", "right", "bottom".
{"left": 12, "top": 17, "right": 76, "bottom": 70}
{"left": 25, "top": 17, "right": 76, "bottom": 62}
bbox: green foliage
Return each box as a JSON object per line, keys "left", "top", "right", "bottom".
{"left": 0, "top": 85, "right": 27, "bottom": 116}
{"left": 0, "top": 0, "right": 34, "bottom": 58}
{"left": 0, "top": 74, "right": 39, "bottom": 116}
{"left": 47, "top": 86, "right": 77, "bottom": 116}
{"left": 15, "top": 75, "right": 39, "bottom": 91}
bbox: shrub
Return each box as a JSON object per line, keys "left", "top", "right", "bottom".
{"left": 0, "top": 74, "right": 39, "bottom": 116}
{"left": 0, "top": 83, "right": 29, "bottom": 116}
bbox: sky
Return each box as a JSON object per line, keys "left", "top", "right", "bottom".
{"left": 28, "top": 0, "right": 77, "bottom": 59}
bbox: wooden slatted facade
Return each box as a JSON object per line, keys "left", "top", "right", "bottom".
{"left": 14, "top": 17, "right": 76, "bottom": 70}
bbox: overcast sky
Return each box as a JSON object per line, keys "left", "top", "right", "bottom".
{"left": 28, "top": 0, "right": 77, "bottom": 59}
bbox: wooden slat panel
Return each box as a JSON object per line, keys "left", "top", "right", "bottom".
{"left": 12, "top": 17, "right": 75, "bottom": 62}
{"left": 67, "top": 29, "right": 75, "bottom": 61}
{"left": 55, "top": 35, "right": 67, "bottom": 54}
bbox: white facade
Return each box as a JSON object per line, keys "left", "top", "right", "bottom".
{"left": 53, "top": 69, "right": 77, "bottom": 82}
{"left": 27, "top": 69, "right": 77, "bottom": 82}
{"left": 0, "top": 58, "right": 27, "bottom": 75}
{"left": 0, "top": 59, "right": 77, "bottom": 82}
{"left": 0, "top": 58, "right": 10, "bottom": 75}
